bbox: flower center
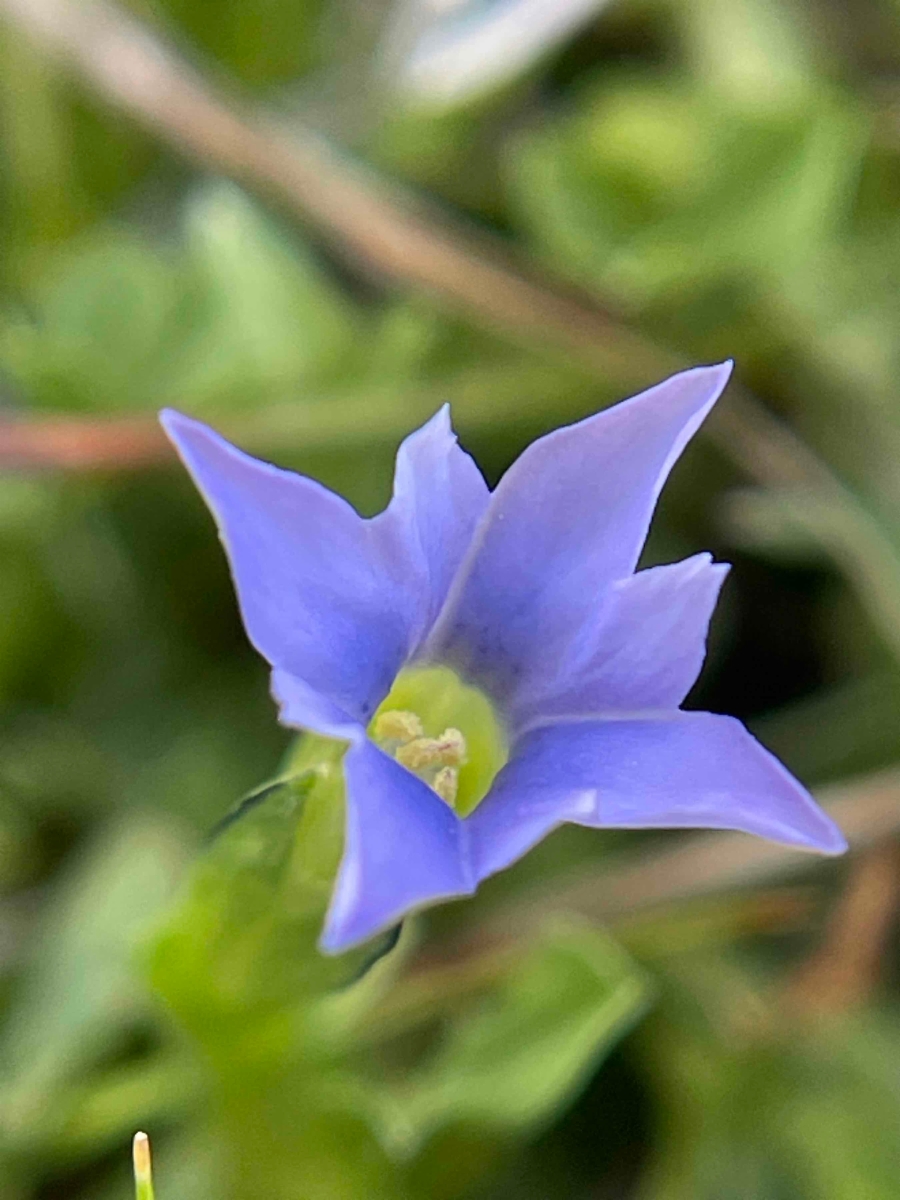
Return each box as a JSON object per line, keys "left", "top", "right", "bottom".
{"left": 369, "top": 666, "right": 508, "bottom": 816}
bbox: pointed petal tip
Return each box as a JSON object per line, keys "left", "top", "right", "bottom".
{"left": 775, "top": 791, "right": 848, "bottom": 857}
{"left": 421, "top": 402, "right": 455, "bottom": 440}
{"left": 658, "top": 359, "right": 733, "bottom": 411}
{"left": 433, "top": 402, "right": 455, "bottom": 439}
{"left": 393, "top": 404, "right": 457, "bottom": 458}
{"left": 319, "top": 886, "right": 469, "bottom": 955}
{"left": 317, "top": 903, "right": 408, "bottom": 956}
{"left": 158, "top": 407, "right": 214, "bottom": 453}
{"left": 158, "top": 410, "right": 262, "bottom": 478}
{"left": 158, "top": 406, "right": 192, "bottom": 433}
{"left": 687, "top": 357, "right": 734, "bottom": 397}
{"left": 159, "top": 409, "right": 211, "bottom": 466}
{"left": 158, "top": 409, "right": 235, "bottom": 484}
{"left": 319, "top": 862, "right": 476, "bottom": 954}
{"left": 814, "top": 819, "right": 849, "bottom": 857}
{"left": 701, "top": 358, "right": 734, "bottom": 382}
{"left": 711, "top": 359, "right": 734, "bottom": 398}
{"left": 158, "top": 407, "right": 183, "bottom": 438}
{"left": 317, "top": 892, "right": 403, "bottom": 955}
{"left": 678, "top": 549, "right": 730, "bottom": 576}
{"left": 317, "top": 922, "right": 352, "bottom": 956}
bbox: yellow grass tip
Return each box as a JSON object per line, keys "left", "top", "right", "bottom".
{"left": 132, "top": 1131, "right": 152, "bottom": 1182}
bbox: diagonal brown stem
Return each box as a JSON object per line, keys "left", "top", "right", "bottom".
{"left": 0, "top": 0, "right": 855, "bottom": 489}
{"left": 783, "top": 842, "right": 900, "bottom": 1017}
{"left": 0, "top": 0, "right": 669, "bottom": 381}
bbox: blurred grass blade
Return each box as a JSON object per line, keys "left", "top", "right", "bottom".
{"left": 133, "top": 1131, "right": 155, "bottom": 1200}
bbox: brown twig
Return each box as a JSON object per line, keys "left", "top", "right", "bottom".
{"left": 0, "top": 0, "right": 851, "bottom": 484}
{"left": 0, "top": 413, "right": 168, "bottom": 470}
{"left": 0, "top": 0, "right": 669, "bottom": 382}
{"left": 783, "top": 841, "right": 900, "bottom": 1017}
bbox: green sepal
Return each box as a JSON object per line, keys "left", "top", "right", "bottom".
{"left": 146, "top": 734, "right": 397, "bottom": 1058}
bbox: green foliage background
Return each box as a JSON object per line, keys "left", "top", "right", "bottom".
{"left": 1, "top": 0, "right": 900, "bottom": 1196}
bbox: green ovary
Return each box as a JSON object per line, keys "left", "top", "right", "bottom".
{"left": 369, "top": 666, "right": 508, "bottom": 817}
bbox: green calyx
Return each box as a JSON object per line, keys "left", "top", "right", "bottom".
{"left": 370, "top": 666, "right": 508, "bottom": 817}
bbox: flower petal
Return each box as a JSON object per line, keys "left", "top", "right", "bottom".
{"left": 425, "top": 363, "right": 733, "bottom": 702}
{"left": 468, "top": 711, "right": 846, "bottom": 880}
{"left": 373, "top": 405, "right": 489, "bottom": 651}
{"left": 514, "top": 554, "right": 730, "bottom": 729}
{"left": 161, "top": 410, "right": 412, "bottom": 726}
{"left": 270, "top": 668, "right": 363, "bottom": 740}
{"left": 322, "top": 738, "right": 473, "bottom": 951}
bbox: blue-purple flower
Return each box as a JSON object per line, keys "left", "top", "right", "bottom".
{"left": 161, "top": 363, "right": 846, "bottom": 952}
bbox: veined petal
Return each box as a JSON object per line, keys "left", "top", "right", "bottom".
{"left": 514, "top": 554, "right": 730, "bottom": 729}
{"left": 373, "top": 405, "right": 489, "bottom": 650}
{"left": 425, "top": 363, "right": 733, "bottom": 703}
{"left": 468, "top": 711, "right": 846, "bottom": 880}
{"left": 322, "top": 738, "right": 473, "bottom": 951}
{"left": 161, "top": 411, "right": 412, "bottom": 726}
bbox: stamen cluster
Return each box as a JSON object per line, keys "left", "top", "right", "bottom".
{"left": 373, "top": 711, "right": 467, "bottom": 807}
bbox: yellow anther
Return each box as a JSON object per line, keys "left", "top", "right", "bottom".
{"left": 396, "top": 737, "right": 443, "bottom": 772}
{"left": 434, "top": 727, "right": 466, "bottom": 767}
{"left": 433, "top": 767, "right": 459, "bottom": 806}
{"left": 370, "top": 665, "right": 507, "bottom": 816}
{"left": 372, "top": 702, "right": 469, "bottom": 808}
{"left": 372, "top": 710, "right": 423, "bottom": 745}
{"left": 396, "top": 728, "right": 468, "bottom": 773}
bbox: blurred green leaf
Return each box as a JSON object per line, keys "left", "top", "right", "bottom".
{"left": 680, "top": 0, "right": 816, "bottom": 108}
{"left": 637, "top": 955, "right": 900, "bottom": 1200}
{"left": 0, "top": 814, "right": 189, "bottom": 1154}
{"left": 0, "top": 235, "right": 187, "bottom": 412}
{"left": 397, "top": 920, "right": 647, "bottom": 1142}
{"left": 153, "top": 0, "right": 325, "bottom": 87}
{"left": 722, "top": 485, "right": 900, "bottom": 667}
{"left": 508, "top": 71, "right": 867, "bottom": 312}
{"left": 172, "top": 187, "right": 362, "bottom": 409}
{"left": 332, "top": 920, "right": 649, "bottom": 1156}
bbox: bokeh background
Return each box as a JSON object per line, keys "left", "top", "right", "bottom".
{"left": 1, "top": 0, "right": 900, "bottom": 1196}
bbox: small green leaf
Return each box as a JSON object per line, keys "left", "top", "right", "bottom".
{"left": 0, "top": 815, "right": 188, "bottom": 1151}
{"left": 353, "top": 919, "right": 649, "bottom": 1154}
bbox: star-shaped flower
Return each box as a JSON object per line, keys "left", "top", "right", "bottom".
{"left": 162, "top": 363, "right": 846, "bottom": 952}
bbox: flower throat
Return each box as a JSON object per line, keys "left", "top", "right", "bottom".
{"left": 369, "top": 666, "right": 508, "bottom": 817}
